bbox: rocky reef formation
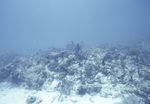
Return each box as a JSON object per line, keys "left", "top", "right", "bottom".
{"left": 0, "top": 41, "right": 150, "bottom": 103}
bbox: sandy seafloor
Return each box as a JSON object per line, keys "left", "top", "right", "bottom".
{"left": 0, "top": 82, "right": 122, "bottom": 104}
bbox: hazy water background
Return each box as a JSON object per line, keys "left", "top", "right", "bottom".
{"left": 0, "top": 0, "right": 150, "bottom": 54}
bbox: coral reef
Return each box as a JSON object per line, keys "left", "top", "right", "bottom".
{"left": 0, "top": 41, "right": 150, "bottom": 103}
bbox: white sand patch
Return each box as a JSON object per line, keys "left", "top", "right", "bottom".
{"left": 0, "top": 86, "right": 122, "bottom": 104}
{"left": 0, "top": 87, "right": 27, "bottom": 104}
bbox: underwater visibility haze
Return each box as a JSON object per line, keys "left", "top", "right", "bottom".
{"left": 0, "top": 0, "right": 150, "bottom": 53}
{"left": 0, "top": 0, "right": 150, "bottom": 104}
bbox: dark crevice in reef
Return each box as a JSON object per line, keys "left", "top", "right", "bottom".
{"left": 0, "top": 41, "right": 150, "bottom": 103}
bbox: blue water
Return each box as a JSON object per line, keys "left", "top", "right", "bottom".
{"left": 0, "top": 0, "right": 150, "bottom": 54}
